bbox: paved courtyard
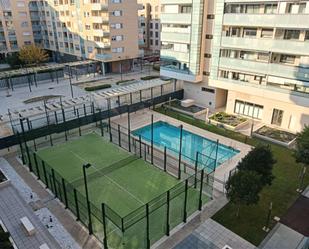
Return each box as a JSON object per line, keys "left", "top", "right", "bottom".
{"left": 174, "top": 219, "right": 256, "bottom": 249}
{"left": 0, "top": 184, "right": 61, "bottom": 249}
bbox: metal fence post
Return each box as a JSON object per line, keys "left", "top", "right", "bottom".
{"left": 61, "top": 108, "right": 68, "bottom": 141}
{"left": 178, "top": 125, "right": 183, "bottom": 180}
{"left": 139, "top": 135, "right": 142, "bottom": 158}
{"left": 99, "top": 109, "right": 103, "bottom": 136}
{"left": 199, "top": 170, "right": 205, "bottom": 211}
{"left": 74, "top": 189, "right": 80, "bottom": 221}
{"left": 214, "top": 139, "right": 219, "bottom": 168}
{"left": 166, "top": 190, "right": 170, "bottom": 236}
{"left": 194, "top": 152, "right": 199, "bottom": 188}
{"left": 146, "top": 204, "right": 150, "bottom": 249}
{"left": 77, "top": 109, "right": 81, "bottom": 136}
{"left": 33, "top": 153, "right": 40, "bottom": 180}
{"left": 128, "top": 106, "right": 131, "bottom": 152}
{"left": 118, "top": 124, "right": 121, "bottom": 147}
{"left": 183, "top": 179, "right": 188, "bottom": 223}
{"left": 101, "top": 203, "right": 108, "bottom": 249}
{"left": 164, "top": 147, "right": 167, "bottom": 172}
{"left": 25, "top": 143, "right": 33, "bottom": 172}
{"left": 62, "top": 178, "right": 68, "bottom": 209}
{"left": 51, "top": 168, "right": 58, "bottom": 197}
{"left": 17, "top": 132, "right": 25, "bottom": 164}
{"left": 151, "top": 115, "right": 154, "bottom": 165}
{"left": 42, "top": 161, "right": 48, "bottom": 188}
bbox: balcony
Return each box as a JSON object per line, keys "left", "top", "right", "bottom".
{"left": 0, "top": 35, "right": 5, "bottom": 41}
{"left": 161, "top": 0, "right": 192, "bottom": 4}
{"left": 221, "top": 36, "right": 309, "bottom": 56}
{"left": 160, "top": 65, "right": 202, "bottom": 83}
{"left": 30, "top": 15, "right": 40, "bottom": 21}
{"left": 161, "top": 49, "right": 189, "bottom": 62}
{"left": 223, "top": 14, "right": 309, "bottom": 29}
{"left": 92, "top": 16, "right": 109, "bottom": 24}
{"left": 32, "top": 25, "right": 41, "bottom": 31}
{"left": 161, "top": 32, "right": 190, "bottom": 44}
{"left": 161, "top": 13, "right": 191, "bottom": 25}
{"left": 95, "top": 30, "right": 110, "bottom": 37}
{"left": 95, "top": 53, "right": 112, "bottom": 61}
{"left": 95, "top": 42, "right": 111, "bottom": 49}
{"left": 8, "top": 34, "right": 17, "bottom": 41}
{"left": 29, "top": 4, "right": 39, "bottom": 11}
{"left": 219, "top": 57, "right": 309, "bottom": 82}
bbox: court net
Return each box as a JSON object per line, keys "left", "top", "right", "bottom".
{"left": 70, "top": 155, "right": 138, "bottom": 188}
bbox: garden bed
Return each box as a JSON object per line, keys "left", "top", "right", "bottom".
{"left": 164, "top": 100, "right": 206, "bottom": 118}
{"left": 253, "top": 126, "right": 297, "bottom": 147}
{"left": 209, "top": 112, "right": 248, "bottom": 131}
{"left": 84, "top": 84, "right": 111, "bottom": 91}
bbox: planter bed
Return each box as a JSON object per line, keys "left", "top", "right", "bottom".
{"left": 253, "top": 126, "right": 297, "bottom": 147}
{"left": 164, "top": 100, "right": 207, "bottom": 118}
{"left": 209, "top": 112, "right": 248, "bottom": 131}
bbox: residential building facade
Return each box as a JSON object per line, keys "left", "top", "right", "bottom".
{"left": 160, "top": 0, "right": 309, "bottom": 133}
{"left": 1, "top": 0, "right": 140, "bottom": 73}
{"left": 138, "top": 0, "right": 161, "bottom": 55}
{"left": 210, "top": 0, "right": 309, "bottom": 132}
{"left": 0, "top": 0, "right": 34, "bottom": 59}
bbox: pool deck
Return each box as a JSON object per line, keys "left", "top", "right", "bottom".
{"left": 111, "top": 109, "right": 252, "bottom": 192}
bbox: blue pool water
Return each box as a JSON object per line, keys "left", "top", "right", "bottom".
{"left": 132, "top": 121, "right": 239, "bottom": 169}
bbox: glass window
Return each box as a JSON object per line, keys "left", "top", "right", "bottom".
{"left": 305, "top": 31, "right": 309, "bottom": 40}
{"left": 284, "top": 30, "right": 300, "bottom": 40}
{"left": 243, "top": 28, "right": 257, "bottom": 37}
{"left": 261, "top": 29, "right": 273, "bottom": 38}
{"left": 257, "top": 53, "right": 269, "bottom": 62}
{"left": 299, "top": 3, "right": 306, "bottom": 13}
{"left": 264, "top": 4, "right": 277, "bottom": 13}
{"left": 234, "top": 100, "right": 263, "bottom": 119}
{"left": 246, "top": 4, "right": 260, "bottom": 14}
{"left": 271, "top": 109, "right": 284, "bottom": 126}
{"left": 280, "top": 54, "right": 295, "bottom": 64}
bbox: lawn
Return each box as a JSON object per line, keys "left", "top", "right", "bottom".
{"left": 155, "top": 106, "right": 309, "bottom": 246}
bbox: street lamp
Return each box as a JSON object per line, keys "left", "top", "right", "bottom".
{"left": 83, "top": 163, "right": 93, "bottom": 235}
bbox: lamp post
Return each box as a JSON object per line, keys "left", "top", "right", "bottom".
{"left": 83, "top": 163, "right": 93, "bottom": 235}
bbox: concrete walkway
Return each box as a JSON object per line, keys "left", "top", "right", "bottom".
{"left": 4, "top": 154, "right": 101, "bottom": 249}
{"left": 0, "top": 184, "right": 61, "bottom": 249}
{"left": 173, "top": 219, "right": 256, "bottom": 249}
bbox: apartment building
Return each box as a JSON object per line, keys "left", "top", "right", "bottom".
{"left": 138, "top": 0, "right": 161, "bottom": 54}
{"left": 0, "top": 0, "right": 34, "bottom": 59}
{"left": 160, "top": 0, "right": 309, "bottom": 132}
{"left": 210, "top": 0, "right": 309, "bottom": 132}
{"left": 1, "top": 0, "right": 140, "bottom": 73}
{"left": 160, "top": 0, "right": 223, "bottom": 110}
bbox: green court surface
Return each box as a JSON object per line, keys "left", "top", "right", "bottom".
{"left": 33, "top": 132, "right": 207, "bottom": 248}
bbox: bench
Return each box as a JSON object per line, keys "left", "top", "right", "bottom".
{"left": 39, "top": 243, "right": 50, "bottom": 249}
{"left": 20, "top": 217, "right": 35, "bottom": 236}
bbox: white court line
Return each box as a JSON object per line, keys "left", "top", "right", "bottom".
{"left": 68, "top": 150, "right": 145, "bottom": 205}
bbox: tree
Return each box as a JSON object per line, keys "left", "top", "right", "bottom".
{"left": 237, "top": 145, "right": 276, "bottom": 186}
{"left": 294, "top": 125, "right": 309, "bottom": 167}
{"left": 226, "top": 170, "right": 263, "bottom": 217}
{"left": 18, "top": 45, "right": 49, "bottom": 65}
{"left": 5, "top": 52, "right": 24, "bottom": 68}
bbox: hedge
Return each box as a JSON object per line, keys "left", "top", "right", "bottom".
{"left": 140, "top": 75, "right": 160, "bottom": 81}
{"left": 84, "top": 84, "right": 111, "bottom": 91}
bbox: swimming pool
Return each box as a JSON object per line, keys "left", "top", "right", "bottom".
{"left": 132, "top": 121, "right": 239, "bottom": 169}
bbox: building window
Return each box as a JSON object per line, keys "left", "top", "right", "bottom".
{"left": 243, "top": 28, "right": 257, "bottom": 37}
{"left": 207, "top": 14, "right": 215, "bottom": 19}
{"left": 284, "top": 30, "right": 300, "bottom": 40}
{"left": 246, "top": 4, "right": 260, "bottom": 14}
{"left": 111, "top": 35, "right": 123, "bottom": 41}
{"left": 150, "top": 23, "right": 153, "bottom": 29}
{"left": 112, "top": 47, "right": 124, "bottom": 53}
{"left": 180, "top": 6, "right": 192, "bottom": 13}
{"left": 21, "top": 21, "right": 28, "bottom": 27}
{"left": 280, "top": 54, "right": 295, "bottom": 64}
{"left": 305, "top": 31, "right": 309, "bottom": 40}
{"left": 111, "top": 0, "right": 122, "bottom": 3}
{"left": 155, "top": 32, "right": 159, "bottom": 38}
{"left": 17, "top": 1, "right": 25, "bottom": 7}
{"left": 24, "top": 41, "right": 31, "bottom": 45}
{"left": 155, "top": 23, "right": 159, "bottom": 29}
{"left": 18, "top": 12, "right": 27, "bottom": 18}
{"left": 111, "top": 10, "right": 122, "bottom": 16}
{"left": 205, "top": 34, "right": 213, "bottom": 39}
{"left": 271, "top": 109, "right": 284, "bottom": 126}
{"left": 261, "top": 29, "right": 273, "bottom": 38}
{"left": 155, "top": 40, "right": 159, "bottom": 46}
{"left": 87, "top": 46, "right": 93, "bottom": 53}
{"left": 257, "top": 53, "right": 269, "bottom": 62}
{"left": 204, "top": 53, "right": 211, "bottom": 58}
{"left": 201, "top": 87, "right": 215, "bottom": 93}
{"left": 264, "top": 4, "right": 277, "bottom": 14}
{"left": 111, "top": 23, "right": 123, "bottom": 29}
{"left": 234, "top": 100, "right": 263, "bottom": 119}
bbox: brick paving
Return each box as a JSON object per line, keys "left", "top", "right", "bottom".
{"left": 0, "top": 184, "right": 61, "bottom": 249}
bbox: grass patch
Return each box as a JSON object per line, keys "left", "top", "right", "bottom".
{"left": 141, "top": 75, "right": 160, "bottom": 81}
{"left": 84, "top": 84, "right": 111, "bottom": 91}
{"left": 155, "top": 106, "right": 309, "bottom": 246}
{"left": 0, "top": 226, "right": 13, "bottom": 249}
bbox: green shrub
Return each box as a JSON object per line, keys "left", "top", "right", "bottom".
{"left": 116, "top": 79, "right": 135, "bottom": 85}
{"left": 141, "top": 75, "right": 160, "bottom": 81}
{"left": 84, "top": 84, "right": 111, "bottom": 91}
{"left": 153, "top": 64, "right": 160, "bottom": 71}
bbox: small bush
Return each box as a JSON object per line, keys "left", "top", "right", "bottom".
{"left": 153, "top": 64, "right": 160, "bottom": 71}
{"left": 84, "top": 84, "right": 111, "bottom": 91}
{"left": 141, "top": 75, "right": 160, "bottom": 81}
{"left": 116, "top": 79, "right": 135, "bottom": 85}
